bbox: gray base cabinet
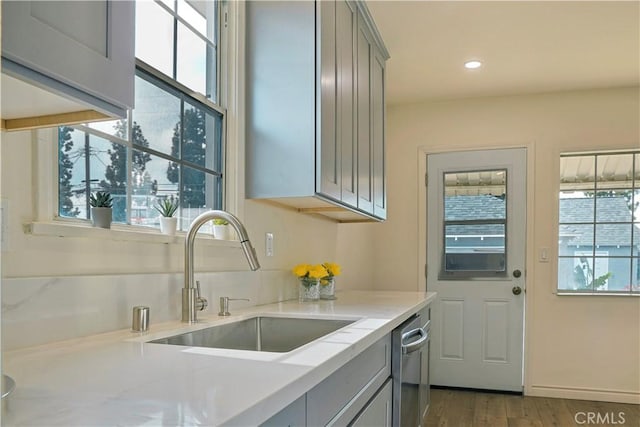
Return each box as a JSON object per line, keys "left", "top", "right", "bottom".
{"left": 246, "top": 0, "right": 389, "bottom": 222}
{"left": 1, "top": 0, "right": 134, "bottom": 123}
{"left": 260, "top": 334, "right": 391, "bottom": 427}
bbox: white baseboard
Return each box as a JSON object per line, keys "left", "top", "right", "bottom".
{"left": 527, "top": 384, "right": 640, "bottom": 404}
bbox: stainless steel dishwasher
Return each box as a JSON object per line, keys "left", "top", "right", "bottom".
{"left": 391, "top": 311, "right": 431, "bottom": 426}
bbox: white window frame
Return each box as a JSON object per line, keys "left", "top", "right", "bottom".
{"left": 556, "top": 150, "right": 640, "bottom": 296}
{"left": 31, "top": 0, "right": 244, "bottom": 244}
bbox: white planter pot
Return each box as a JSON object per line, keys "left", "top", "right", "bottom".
{"left": 213, "top": 224, "right": 231, "bottom": 240}
{"left": 91, "top": 207, "right": 112, "bottom": 229}
{"left": 160, "top": 217, "right": 178, "bottom": 235}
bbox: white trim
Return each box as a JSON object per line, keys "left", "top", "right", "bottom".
{"left": 221, "top": 0, "right": 244, "bottom": 220}
{"left": 528, "top": 384, "right": 640, "bottom": 405}
{"left": 26, "top": 221, "right": 241, "bottom": 248}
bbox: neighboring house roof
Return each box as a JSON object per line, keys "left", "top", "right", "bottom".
{"left": 444, "top": 195, "right": 639, "bottom": 248}
{"left": 560, "top": 197, "right": 639, "bottom": 247}
{"left": 445, "top": 195, "right": 505, "bottom": 237}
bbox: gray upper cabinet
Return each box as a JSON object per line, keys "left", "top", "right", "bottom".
{"left": 246, "top": 0, "right": 389, "bottom": 222}
{"left": 1, "top": 0, "right": 134, "bottom": 130}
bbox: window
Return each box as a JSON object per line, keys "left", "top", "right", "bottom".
{"left": 57, "top": 0, "right": 224, "bottom": 233}
{"left": 558, "top": 151, "right": 640, "bottom": 294}
{"left": 441, "top": 170, "right": 507, "bottom": 278}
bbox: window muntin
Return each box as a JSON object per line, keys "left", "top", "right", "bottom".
{"left": 558, "top": 151, "right": 640, "bottom": 294}
{"left": 441, "top": 170, "right": 508, "bottom": 278}
{"left": 57, "top": 0, "right": 224, "bottom": 234}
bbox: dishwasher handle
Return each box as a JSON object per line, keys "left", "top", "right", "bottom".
{"left": 401, "top": 327, "right": 429, "bottom": 354}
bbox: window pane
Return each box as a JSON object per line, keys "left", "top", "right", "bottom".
{"left": 131, "top": 150, "right": 179, "bottom": 228}
{"left": 632, "top": 258, "right": 640, "bottom": 292}
{"left": 558, "top": 224, "right": 593, "bottom": 256}
{"left": 181, "top": 103, "right": 222, "bottom": 172}
{"left": 560, "top": 155, "right": 595, "bottom": 190}
{"left": 178, "top": 0, "right": 206, "bottom": 35}
{"left": 58, "top": 127, "right": 86, "bottom": 219}
{"left": 136, "top": 1, "right": 174, "bottom": 78}
{"left": 599, "top": 257, "right": 629, "bottom": 291}
{"left": 444, "top": 224, "right": 505, "bottom": 273}
{"left": 595, "top": 192, "right": 634, "bottom": 222}
{"left": 180, "top": 166, "right": 220, "bottom": 231}
{"left": 133, "top": 76, "right": 181, "bottom": 156}
{"left": 90, "top": 136, "right": 128, "bottom": 224}
{"left": 177, "top": 23, "right": 215, "bottom": 97}
{"left": 559, "top": 193, "right": 593, "bottom": 223}
{"left": 595, "top": 224, "right": 631, "bottom": 254}
{"left": 596, "top": 153, "right": 634, "bottom": 190}
{"left": 558, "top": 256, "right": 610, "bottom": 291}
{"left": 558, "top": 257, "right": 588, "bottom": 291}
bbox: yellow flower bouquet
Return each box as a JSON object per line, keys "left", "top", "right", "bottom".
{"left": 292, "top": 264, "right": 328, "bottom": 302}
{"left": 320, "top": 262, "right": 341, "bottom": 300}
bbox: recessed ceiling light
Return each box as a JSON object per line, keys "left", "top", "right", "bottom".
{"left": 464, "top": 60, "right": 483, "bottom": 69}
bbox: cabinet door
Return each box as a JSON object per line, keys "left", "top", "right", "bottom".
{"left": 356, "top": 15, "right": 374, "bottom": 214}
{"left": 336, "top": 0, "right": 358, "bottom": 208}
{"left": 371, "top": 47, "right": 387, "bottom": 219}
{"left": 349, "top": 379, "right": 392, "bottom": 427}
{"left": 317, "top": 0, "right": 341, "bottom": 200}
{"left": 2, "top": 0, "right": 134, "bottom": 117}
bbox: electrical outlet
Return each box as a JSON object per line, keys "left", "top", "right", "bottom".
{"left": 265, "top": 232, "right": 274, "bottom": 257}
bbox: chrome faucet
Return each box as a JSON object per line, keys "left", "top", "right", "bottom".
{"left": 183, "top": 210, "right": 261, "bottom": 323}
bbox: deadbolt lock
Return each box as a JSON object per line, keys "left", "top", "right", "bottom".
{"left": 512, "top": 286, "right": 522, "bottom": 295}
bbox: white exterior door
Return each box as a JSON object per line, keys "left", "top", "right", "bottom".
{"left": 427, "top": 148, "right": 526, "bottom": 392}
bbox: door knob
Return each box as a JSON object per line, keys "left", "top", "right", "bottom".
{"left": 513, "top": 269, "right": 522, "bottom": 278}
{"left": 512, "top": 286, "right": 522, "bottom": 295}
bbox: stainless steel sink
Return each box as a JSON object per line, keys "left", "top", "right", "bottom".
{"left": 148, "top": 316, "right": 355, "bottom": 352}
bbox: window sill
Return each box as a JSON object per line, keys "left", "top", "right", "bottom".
{"left": 25, "top": 221, "right": 241, "bottom": 248}
{"left": 556, "top": 291, "right": 640, "bottom": 297}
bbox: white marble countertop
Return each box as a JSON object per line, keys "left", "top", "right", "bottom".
{"left": 2, "top": 290, "right": 436, "bottom": 426}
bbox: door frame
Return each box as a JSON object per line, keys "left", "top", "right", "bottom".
{"left": 417, "top": 142, "right": 536, "bottom": 393}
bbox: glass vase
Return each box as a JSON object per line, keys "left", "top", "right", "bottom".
{"left": 320, "top": 277, "right": 336, "bottom": 300}
{"left": 298, "top": 277, "right": 320, "bottom": 302}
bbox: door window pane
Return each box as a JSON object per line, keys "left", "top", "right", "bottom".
{"left": 442, "top": 170, "right": 507, "bottom": 277}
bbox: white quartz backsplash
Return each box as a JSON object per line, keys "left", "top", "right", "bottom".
{"left": 2, "top": 269, "right": 297, "bottom": 350}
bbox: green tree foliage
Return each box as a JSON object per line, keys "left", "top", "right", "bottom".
{"left": 100, "top": 121, "right": 151, "bottom": 221}
{"left": 58, "top": 126, "right": 80, "bottom": 217}
{"left": 167, "top": 107, "right": 207, "bottom": 207}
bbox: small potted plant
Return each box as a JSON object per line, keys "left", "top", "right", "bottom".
{"left": 154, "top": 197, "right": 179, "bottom": 235}
{"left": 89, "top": 191, "right": 113, "bottom": 229}
{"left": 212, "top": 218, "right": 231, "bottom": 240}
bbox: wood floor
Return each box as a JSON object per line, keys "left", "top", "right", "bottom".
{"left": 424, "top": 388, "right": 640, "bottom": 427}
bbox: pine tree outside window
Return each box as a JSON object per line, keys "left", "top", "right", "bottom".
{"left": 57, "top": 0, "right": 223, "bottom": 233}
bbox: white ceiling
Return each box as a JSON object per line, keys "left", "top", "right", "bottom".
{"left": 366, "top": 1, "right": 640, "bottom": 105}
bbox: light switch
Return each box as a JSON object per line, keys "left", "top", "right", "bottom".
{"left": 265, "top": 232, "right": 274, "bottom": 257}
{"left": 539, "top": 247, "right": 549, "bottom": 263}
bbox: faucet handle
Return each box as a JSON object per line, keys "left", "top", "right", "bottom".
{"left": 195, "top": 281, "right": 208, "bottom": 312}
{"left": 218, "top": 296, "right": 250, "bottom": 316}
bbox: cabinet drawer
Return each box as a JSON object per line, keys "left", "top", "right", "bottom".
{"left": 349, "top": 378, "right": 392, "bottom": 427}
{"left": 307, "top": 334, "right": 391, "bottom": 426}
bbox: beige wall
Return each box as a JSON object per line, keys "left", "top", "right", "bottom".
{"left": 357, "top": 86, "right": 640, "bottom": 403}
